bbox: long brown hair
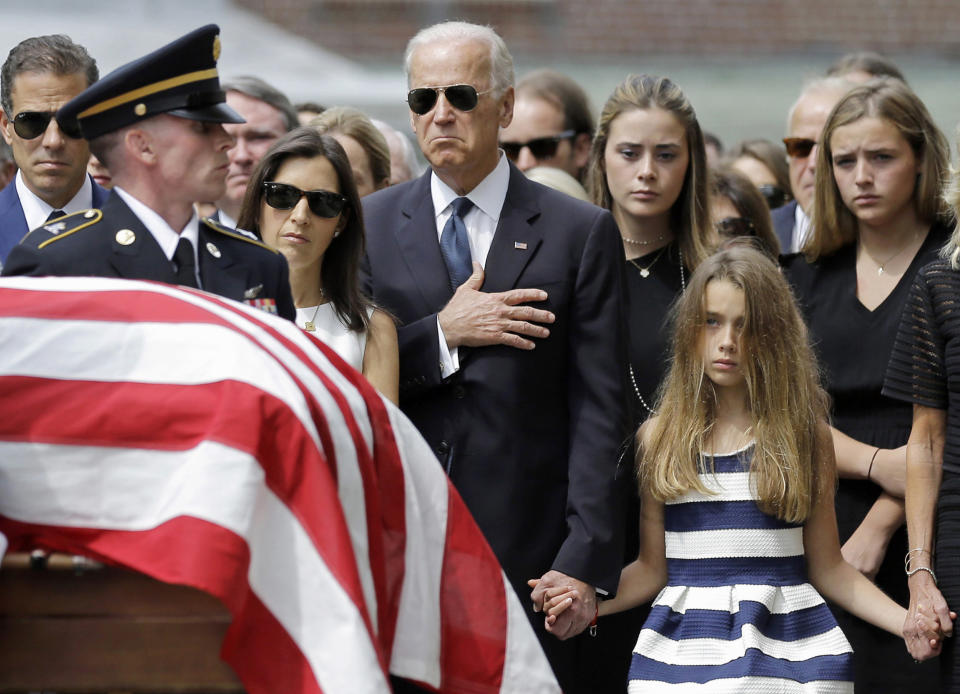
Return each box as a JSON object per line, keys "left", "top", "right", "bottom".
{"left": 237, "top": 127, "right": 372, "bottom": 332}
{"left": 807, "top": 77, "right": 950, "bottom": 260}
{"left": 643, "top": 244, "right": 829, "bottom": 522}
{"left": 587, "top": 74, "right": 713, "bottom": 270}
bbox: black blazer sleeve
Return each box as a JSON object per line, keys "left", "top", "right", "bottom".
{"left": 551, "top": 207, "right": 630, "bottom": 594}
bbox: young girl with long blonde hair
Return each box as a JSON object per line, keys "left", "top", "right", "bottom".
{"left": 536, "top": 244, "right": 942, "bottom": 691}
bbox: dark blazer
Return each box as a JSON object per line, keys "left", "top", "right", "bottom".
{"left": 772, "top": 199, "right": 798, "bottom": 253}
{"left": 0, "top": 175, "right": 110, "bottom": 263}
{"left": 361, "top": 165, "right": 629, "bottom": 601}
{"left": 1, "top": 190, "right": 295, "bottom": 320}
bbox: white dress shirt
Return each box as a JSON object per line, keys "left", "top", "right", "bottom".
{"left": 114, "top": 186, "right": 202, "bottom": 288}
{"left": 16, "top": 170, "right": 94, "bottom": 232}
{"left": 792, "top": 203, "right": 812, "bottom": 253}
{"left": 218, "top": 208, "right": 238, "bottom": 230}
{"left": 431, "top": 153, "right": 510, "bottom": 378}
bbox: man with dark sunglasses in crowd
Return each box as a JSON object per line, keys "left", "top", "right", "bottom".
{"left": 361, "top": 21, "right": 628, "bottom": 694}
{"left": 498, "top": 69, "right": 594, "bottom": 184}
{"left": 2, "top": 25, "right": 294, "bottom": 321}
{"left": 0, "top": 34, "right": 108, "bottom": 264}
{"left": 773, "top": 76, "right": 852, "bottom": 253}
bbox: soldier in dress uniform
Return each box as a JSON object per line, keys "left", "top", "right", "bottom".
{"left": 1, "top": 24, "right": 295, "bottom": 321}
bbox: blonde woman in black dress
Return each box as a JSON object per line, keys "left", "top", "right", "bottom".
{"left": 784, "top": 77, "right": 951, "bottom": 692}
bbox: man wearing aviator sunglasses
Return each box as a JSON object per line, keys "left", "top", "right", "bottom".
{"left": 0, "top": 34, "right": 109, "bottom": 263}
{"left": 498, "top": 69, "right": 594, "bottom": 183}
{"left": 771, "top": 77, "right": 851, "bottom": 253}
{"left": 363, "top": 22, "right": 626, "bottom": 693}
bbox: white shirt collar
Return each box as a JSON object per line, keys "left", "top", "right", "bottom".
{"left": 114, "top": 186, "right": 199, "bottom": 263}
{"left": 793, "top": 203, "right": 812, "bottom": 253}
{"left": 16, "top": 170, "right": 93, "bottom": 232}
{"left": 218, "top": 208, "right": 238, "bottom": 230}
{"left": 430, "top": 152, "right": 510, "bottom": 222}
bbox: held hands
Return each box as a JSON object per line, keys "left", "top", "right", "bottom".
{"left": 527, "top": 570, "right": 596, "bottom": 640}
{"left": 903, "top": 572, "right": 956, "bottom": 661}
{"left": 438, "top": 262, "right": 554, "bottom": 350}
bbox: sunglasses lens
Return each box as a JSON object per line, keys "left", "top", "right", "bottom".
{"left": 306, "top": 191, "right": 346, "bottom": 218}
{"left": 13, "top": 112, "right": 52, "bottom": 139}
{"left": 501, "top": 142, "right": 522, "bottom": 160}
{"left": 757, "top": 184, "right": 787, "bottom": 209}
{"left": 716, "top": 217, "right": 755, "bottom": 237}
{"left": 783, "top": 138, "right": 815, "bottom": 158}
{"left": 264, "top": 183, "right": 300, "bottom": 209}
{"left": 444, "top": 85, "right": 479, "bottom": 112}
{"left": 407, "top": 88, "right": 438, "bottom": 115}
{"left": 527, "top": 137, "right": 562, "bottom": 159}
{"left": 58, "top": 116, "right": 83, "bottom": 139}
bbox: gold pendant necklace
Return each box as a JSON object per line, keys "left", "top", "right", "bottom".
{"left": 303, "top": 289, "right": 326, "bottom": 332}
{"left": 628, "top": 244, "right": 669, "bottom": 278}
{"left": 304, "top": 303, "right": 322, "bottom": 332}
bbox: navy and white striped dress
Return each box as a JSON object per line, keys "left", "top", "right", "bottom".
{"left": 629, "top": 446, "right": 854, "bottom": 693}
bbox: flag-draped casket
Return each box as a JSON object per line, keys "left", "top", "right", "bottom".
{"left": 0, "top": 276, "right": 560, "bottom": 694}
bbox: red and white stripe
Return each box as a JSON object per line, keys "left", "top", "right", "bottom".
{"left": 0, "top": 276, "right": 559, "bottom": 694}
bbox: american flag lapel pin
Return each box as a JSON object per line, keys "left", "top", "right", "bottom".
{"left": 514, "top": 241, "right": 527, "bottom": 250}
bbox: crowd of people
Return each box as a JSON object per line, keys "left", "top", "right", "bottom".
{"left": 1, "top": 17, "right": 960, "bottom": 694}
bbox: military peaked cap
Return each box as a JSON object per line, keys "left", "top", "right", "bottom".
{"left": 57, "top": 24, "right": 243, "bottom": 139}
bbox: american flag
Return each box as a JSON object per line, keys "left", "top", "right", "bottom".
{"left": 0, "top": 276, "right": 559, "bottom": 694}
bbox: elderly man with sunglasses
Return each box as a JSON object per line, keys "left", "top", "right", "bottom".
{"left": 773, "top": 76, "right": 853, "bottom": 253}
{"left": 2, "top": 26, "right": 294, "bottom": 322}
{"left": 361, "top": 21, "right": 628, "bottom": 693}
{"left": 0, "top": 34, "right": 109, "bottom": 264}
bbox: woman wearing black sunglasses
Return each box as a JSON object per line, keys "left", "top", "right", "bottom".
{"left": 709, "top": 166, "right": 780, "bottom": 259}
{"left": 783, "top": 77, "right": 952, "bottom": 693}
{"left": 237, "top": 128, "right": 398, "bottom": 404}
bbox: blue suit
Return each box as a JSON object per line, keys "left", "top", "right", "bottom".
{"left": 772, "top": 200, "right": 798, "bottom": 253}
{"left": 0, "top": 176, "right": 110, "bottom": 263}
{"left": 362, "top": 165, "right": 630, "bottom": 692}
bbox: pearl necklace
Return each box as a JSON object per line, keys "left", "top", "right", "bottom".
{"left": 629, "top": 247, "right": 685, "bottom": 415}
{"left": 622, "top": 233, "right": 665, "bottom": 247}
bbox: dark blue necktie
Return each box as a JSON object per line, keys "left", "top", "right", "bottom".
{"left": 440, "top": 197, "right": 474, "bottom": 291}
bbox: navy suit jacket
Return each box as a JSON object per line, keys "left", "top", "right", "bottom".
{"left": 0, "top": 175, "right": 109, "bottom": 263}
{"left": 772, "top": 200, "right": 798, "bottom": 253}
{"left": 361, "top": 165, "right": 630, "bottom": 600}
{"left": 2, "top": 190, "right": 295, "bottom": 320}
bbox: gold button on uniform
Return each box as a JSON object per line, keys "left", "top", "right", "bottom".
{"left": 115, "top": 229, "right": 136, "bottom": 245}
{"left": 134, "top": 103, "right": 147, "bottom": 116}
{"left": 84, "top": 210, "right": 97, "bottom": 219}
